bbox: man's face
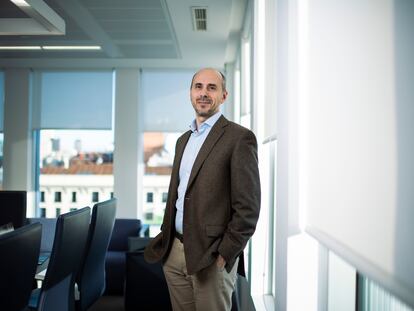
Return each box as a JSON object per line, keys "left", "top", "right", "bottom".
{"left": 190, "top": 69, "right": 227, "bottom": 119}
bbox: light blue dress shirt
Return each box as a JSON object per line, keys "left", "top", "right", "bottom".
{"left": 175, "top": 111, "right": 222, "bottom": 234}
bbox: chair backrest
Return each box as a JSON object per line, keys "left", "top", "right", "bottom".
{"left": 0, "top": 190, "right": 27, "bottom": 229}
{"left": 0, "top": 222, "right": 42, "bottom": 311}
{"left": 76, "top": 199, "right": 117, "bottom": 311}
{"left": 38, "top": 207, "right": 91, "bottom": 311}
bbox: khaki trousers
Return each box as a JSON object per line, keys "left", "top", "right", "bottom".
{"left": 163, "top": 237, "right": 238, "bottom": 311}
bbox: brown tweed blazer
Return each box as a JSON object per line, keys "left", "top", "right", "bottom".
{"left": 144, "top": 115, "right": 261, "bottom": 275}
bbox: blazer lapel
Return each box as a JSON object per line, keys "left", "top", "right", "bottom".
{"left": 186, "top": 115, "right": 229, "bottom": 191}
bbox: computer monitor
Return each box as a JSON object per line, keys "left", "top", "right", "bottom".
{"left": 0, "top": 191, "right": 27, "bottom": 229}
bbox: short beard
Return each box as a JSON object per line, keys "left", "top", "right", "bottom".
{"left": 195, "top": 109, "right": 214, "bottom": 118}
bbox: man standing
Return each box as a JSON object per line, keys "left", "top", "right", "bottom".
{"left": 144, "top": 68, "right": 261, "bottom": 311}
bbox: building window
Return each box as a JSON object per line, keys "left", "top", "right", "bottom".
{"left": 54, "top": 191, "right": 62, "bottom": 202}
{"left": 146, "top": 192, "right": 154, "bottom": 203}
{"left": 71, "top": 191, "right": 77, "bottom": 203}
{"left": 145, "top": 212, "right": 153, "bottom": 221}
{"left": 92, "top": 192, "right": 99, "bottom": 202}
{"left": 39, "top": 208, "right": 46, "bottom": 218}
{"left": 162, "top": 192, "right": 168, "bottom": 203}
{"left": 40, "top": 191, "right": 45, "bottom": 202}
{"left": 70, "top": 208, "right": 77, "bottom": 212}
{"left": 110, "top": 192, "right": 114, "bottom": 199}
{"left": 56, "top": 208, "right": 61, "bottom": 217}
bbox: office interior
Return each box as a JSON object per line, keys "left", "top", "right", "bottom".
{"left": 0, "top": 0, "right": 413, "bottom": 310}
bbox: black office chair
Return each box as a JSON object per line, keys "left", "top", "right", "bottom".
{"left": 75, "top": 199, "right": 117, "bottom": 311}
{"left": 0, "top": 222, "right": 42, "bottom": 311}
{"left": 0, "top": 190, "right": 27, "bottom": 229}
{"left": 29, "top": 207, "right": 91, "bottom": 311}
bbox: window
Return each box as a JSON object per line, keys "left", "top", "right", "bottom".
{"left": 40, "top": 191, "right": 45, "bottom": 202}
{"left": 54, "top": 191, "right": 62, "bottom": 202}
{"left": 70, "top": 208, "right": 77, "bottom": 212}
{"left": 142, "top": 132, "right": 181, "bottom": 231}
{"left": 71, "top": 191, "right": 77, "bottom": 203}
{"left": 39, "top": 129, "right": 114, "bottom": 217}
{"left": 56, "top": 208, "right": 61, "bottom": 217}
{"left": 146, "top": 192, "right": 154, "bottom": 203}
{"left": 145, "top": 212, "right": 154, "bottom": 221}
{"left": 39, "top": 208, "right": 46, "bottom": 218}
{"left": 162, "top": 192, "right": 168, "bottom": 203}
{"left": 110, "top": 192, "right": 114, "bottom": 199}
{"left": 357, "top": 274, "right": 413, "bottom": 311}
{"left": 140, "top": 70, "right": 195, "bottom": 235}
{"left": 92, "top": 192, "right": 99, "bottom": 203}
{"left": 34, "top": 69, "right": 114, "bottom": 217}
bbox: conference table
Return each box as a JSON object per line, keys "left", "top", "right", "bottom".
{"left": 36, "top": 253, "right": 50, "bottom": 277}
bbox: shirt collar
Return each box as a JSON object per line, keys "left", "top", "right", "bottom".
{"left": 189, "top": 111, "right": 222, "bottom": 133}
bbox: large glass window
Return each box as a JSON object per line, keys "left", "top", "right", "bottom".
{"left": 143, "top": 132, "right": 181, "bottom": 231}
{"left": 38, "top": 129, "right": 114, "bottom": 217}
{"left": 34, "top": 70, "right": 114, "bottom": 217}
{"left": 140, "top": 70, "right": 195, "bottom": 235}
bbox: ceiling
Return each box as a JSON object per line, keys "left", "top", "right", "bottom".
{"left": 0, "top": 0, "right": 247, "bottom": 69}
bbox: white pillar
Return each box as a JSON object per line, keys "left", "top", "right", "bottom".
{"left": 223, "top": 62, "right": 235, "bottom": 121}
{"left": 275, "top": 0, "right": 290, "bottom": 309}
{"left": 113, "top": 69, "right": 142, "bottom": 219}
{"left": 3, "top": 68, "right": 36, "bottom": 216}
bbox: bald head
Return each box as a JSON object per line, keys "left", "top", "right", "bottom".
{"left": 189, "top": 67, "right": 228, "bottom": 124}
{"left": 191, "top": 68, "right": 227, "bottom": 92}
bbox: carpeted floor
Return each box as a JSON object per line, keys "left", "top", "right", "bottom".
{"left": 88, "top": 296, "right": 124, "bottom": 311}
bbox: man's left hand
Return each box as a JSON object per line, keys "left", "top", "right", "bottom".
{"left": 216, "top": 254, "right": 226, "bottom": 270}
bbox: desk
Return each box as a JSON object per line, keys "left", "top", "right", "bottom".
{"left": 36, "top": 253, "right": 50, "bottom": 276}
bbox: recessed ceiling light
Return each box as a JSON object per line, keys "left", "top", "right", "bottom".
{"left": 8, "top": 0, "right": 65, "bottom": 35}
{"left": 10, "top": 0, "right": 30, "bottom": 7}
{"left": 0, "top": 46, "right": 41, "bottom": 50}
{"left": 42, "top": 46, "right": 102, "bottom": 50}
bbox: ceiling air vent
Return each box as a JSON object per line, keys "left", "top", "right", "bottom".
{"left": 191, "top": 7, "right": 207, "bottom": 31}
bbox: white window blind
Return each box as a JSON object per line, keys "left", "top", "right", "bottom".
{"left": 141, "top": 70, "right": 195, "bottom": 132}
{"left": 303, "top": 0, "right": 414, "bottom": 308}
{"left": 37, "top": 71, "right": 113, "bottom": 129}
